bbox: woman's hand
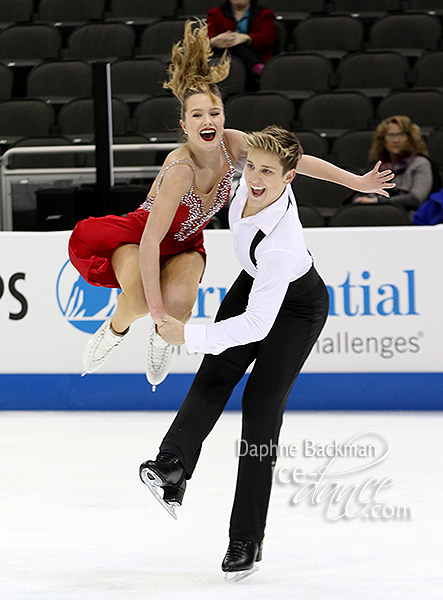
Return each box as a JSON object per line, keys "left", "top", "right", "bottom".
{"left": 157, "top": 315, "right": 185, "bottom": 345}
{"left": 357, "top": 161, "right": 396, "bottom": 198}
{"left": 210, "top": 31, "right": 250, "bottom": 48}
{"left": 210, "top": 31, "right": 236, "bottom": 48}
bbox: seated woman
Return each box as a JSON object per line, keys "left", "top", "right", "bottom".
{"left": 352, "top": 115, "right": 433, "bottom": 216}
{"left": 207, "top": 0, "right": 276, "bottom": 77}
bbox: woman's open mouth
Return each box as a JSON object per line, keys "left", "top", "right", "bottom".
{"left": 200, "top": 128, "right": 216, "bottom": 142}
{"left": 251, "top": 186, "right": 265, "bottom": 198}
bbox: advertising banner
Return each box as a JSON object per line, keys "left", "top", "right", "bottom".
{"left": 0, "top": 227, "right": 442, "bottom": 409}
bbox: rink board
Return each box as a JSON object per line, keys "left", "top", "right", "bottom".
{"left": 0, "top": 372, "right": 442, "bottom": 410}
{"left": 0, "top": 227, "right": 442, "bottom": 410}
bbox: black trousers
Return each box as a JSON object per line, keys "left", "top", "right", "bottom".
{"left": 160, "top": 266, "right": 329, "bottom": 542}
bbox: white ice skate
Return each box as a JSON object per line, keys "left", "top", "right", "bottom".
{"left": 82, "top": 316, "right": 128, "bottom": 375}
{"left": 146, "top": 321, "right": 173, "bottom": 391}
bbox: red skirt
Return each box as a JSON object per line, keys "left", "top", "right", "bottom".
{"left": 68, "top": 209, "right": 206, "bottom": 288}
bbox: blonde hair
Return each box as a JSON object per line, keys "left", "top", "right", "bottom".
{"left": 245, "top": 126, "right": 303, "bottom": 174}
{"left": 370, "top": 115, "right": 429, "bottom": 161}
{"left": 163, "top": 19, "right": 231, "bottom": 113}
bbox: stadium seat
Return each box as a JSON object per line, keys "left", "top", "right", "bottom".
{"left": 377, "top": 90, "right": 443, "bottom": 131}
{"left": 295, "top": 131, "right": 329, "bottom": 160}
{"left": 181, "top": 0, "right": 216, "bottom": 18}
{"left": 292, "top": 176, "right": 352, "bottom": 212}
{"left": 27, "top": 60, "right": 93, "bottom": 105}
{"left": 225, "top": 92, "right": 295, "bottom": 131}
{"left": 67, "top": 23, "right": 136, "bottom": 60}
{"left": 331, "top": 0, "right": 401, "bottom": 17}
{"left": 139, "top": 20, "right": 187, "bottom": 56}
{"left": 427, "top": 129, "right": 443, "bottom": 169}
{"left": 108, "top": 0, "right": 178, "bottom": 21}
{"left": 37, "top": 0, "right": 105, "bottom": 23}
{"left": 298, "top": 92, "right": 373, "bottom": 136}
{"left": 0, "top": 99, "right": 55, "bottom": 143}
{"left": 0, "top": 0, "right": 33, "bottom": 24}
{"left": 218, "top": 56, "right": 246, "bottom": 98}
{"left": 58, "top": 97, "right": 130, "bottom": 142}
{"left": 329, "top": 204, "right": 410, "bottom": 226}
{"left": 133, "top": 95, "right": 181, "bottom": 139}
{"left": 412, "top": 51, "right": 443, "bottom": 92}
{"left": 331, "top": 130, "right": 374, "bottom": 172}
{"left": 297, "top": 204, "right": 326, "bottom": 227}
{"left": 292, "top": 16, "right": 364, "bottom": 58}
{"left": 261, "top": 53, "right": 333, "bottom": 100}
{"left": 336, "top": 51, "right": 409, "bottom": 98}
{"left": 266, "top": 0, "right": 326, "bottom": 14}
{"left": 0, "top": 61, "right": 13, "bottom": 99}
{"left": 0, "top": 24, "right": 61, "bottom": 64}
{"left": 369, "top": 14, "right": 441, "bottom": 57}
{"left": 111, "top": 58, "right": 168, "bottom": 103}
{"left": 406, "top": 0, "right": 443, "bottom": 14}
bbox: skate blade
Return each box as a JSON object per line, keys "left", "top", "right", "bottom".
{"left": 140, "top": 468, "right": 177, "bottom": 520}
{"left": 224, "top": 566, "right": 259, "bottom": 583}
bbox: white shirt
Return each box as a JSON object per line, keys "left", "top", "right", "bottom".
{"left": 184, "top": 177, "right": 312, "bottom": 355}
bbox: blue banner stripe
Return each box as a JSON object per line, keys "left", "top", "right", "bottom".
{"left": 0, "top": 373, "right": 442, "bottom": 411}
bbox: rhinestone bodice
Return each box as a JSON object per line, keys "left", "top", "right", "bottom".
{"left": 138, "top": 137, "right": 235, "bottom": 242}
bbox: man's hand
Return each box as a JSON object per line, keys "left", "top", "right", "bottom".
{"left": 357, "top": 161, "right": 396, "bottom": 198}
{"left": 157, "top": 315, "right": 185, "bottom": 345}
{"left": 353, "top": 195, "right": 378, "bottom": 204}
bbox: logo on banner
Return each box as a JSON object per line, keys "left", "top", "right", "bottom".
{"left": 326, "top": 270, "right": 418, "bottom": 317}
{"left": 56, "top": 260, "right": 120, "bottom": 333}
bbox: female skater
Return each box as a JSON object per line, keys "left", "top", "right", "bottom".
{"left": 69, "top": 20, "right": 395, "bottom": 390}
{"left": 139, "top": 126, "right": 395, "bottom": 580}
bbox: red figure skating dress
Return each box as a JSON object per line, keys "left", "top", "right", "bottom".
{"left": 69, "top": 138, "right": 235, "bottom": 288}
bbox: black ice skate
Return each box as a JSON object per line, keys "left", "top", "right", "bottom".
{"left": 139, "top": 453, "right": 186, "bottom": 520}
{"left": 222, "top": 539, "right": 263, "bottom": 582}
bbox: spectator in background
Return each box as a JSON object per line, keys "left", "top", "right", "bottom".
{"left": 352, "top": 115, "right": 433, "bottom": 215}
{"left": 207, "top": 0, "right": 276, "bottom": 78}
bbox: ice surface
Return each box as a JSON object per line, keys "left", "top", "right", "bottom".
{"left": 1, "top": 411, "right": 442, "bottom": 600}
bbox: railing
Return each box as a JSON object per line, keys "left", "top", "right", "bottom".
{"left": 0, "top": 143, "right": 180, "bottom": 231}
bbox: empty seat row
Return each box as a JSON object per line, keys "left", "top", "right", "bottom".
{"left": 224, "top": 90, "right": 443, "bottom": 135}
{"left": 0, "top": 97, "right": 180, "bottom": 144}
{"left": 3, "top": 49, "right": 443, "bottom": 104}
{"left": 0, "top": 0, "right": 178, "bottom": 25}
{"left": 291, "top": 13, "right": 442, "bottom": 58}
{"left": 0, "top": 21, "right": 183, "bottom": 64}
{"left": 260, "top": 50, "right": 443, "bottom": 99}
{"left": 2, "top": 92, "right": 443, "bottom": 147}
{"left": 298, "top": 203, "right": 412, "bottom": 228}
{"left": 0, "top": 55, "right": 246, "bottom": 103}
